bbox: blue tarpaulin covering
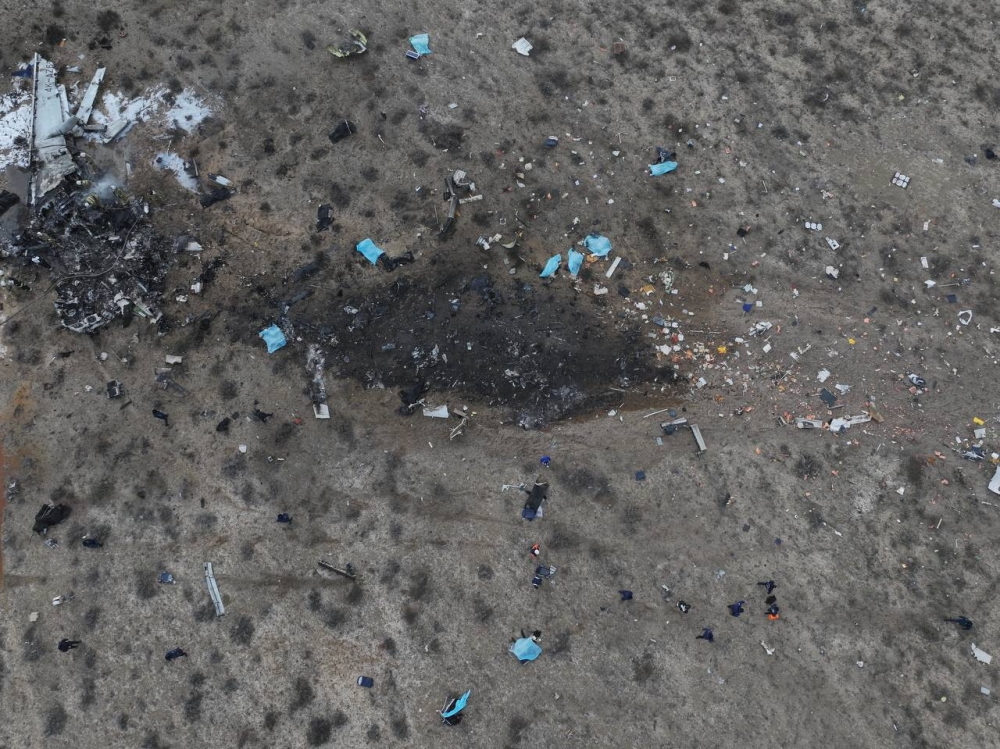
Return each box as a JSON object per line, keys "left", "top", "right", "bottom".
{"left": 539, "top": 254, "right": 561, "bottom": 278}
{"left": 356, "top": 238, "right": 385, "bottom": 265}
{"left": 583, "top": 234, "right": 612, "bottom": 257}
{"left": 568, "top": 249, "right": 584, "bottom": 276}
{"left": 441, "top": 690, "right": 471, "bottom": 718}
{"left": 258, "top": 325, "right": 287, "bottom": 354}
{"left": 409, "top": 33, "right": 431, "bottom": 56}
{"left": 649, "top": 161, "right": 678, "bottom": 176}
{"left": 509, "top": 638, "right": 542, "bottom": 663}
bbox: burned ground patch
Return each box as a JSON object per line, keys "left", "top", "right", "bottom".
{"left": 266, "top": 260, "right": 660, "bottom": 425}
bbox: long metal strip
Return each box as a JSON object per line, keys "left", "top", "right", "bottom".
{"left": 204, "top": 562, "right": 225, "bottom": 617}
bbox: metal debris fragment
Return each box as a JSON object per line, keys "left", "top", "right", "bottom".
{"left": 972, "top": 644, "right": 992, "bottom": 665}
{"left": 30, "top": 55, "right": 78, "bottom": 202}
{"left": 205, "top": 562, "right": 225, "bottom": 617}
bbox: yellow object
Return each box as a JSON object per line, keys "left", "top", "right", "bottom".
{"left": 973, "top": 417, "right": 985, "bottom": 426}
{"left": 847, "top": 338, "right": 856, "bottom": 345}
{"left": 717, "top": 346, "right": 727, "bottom": 355}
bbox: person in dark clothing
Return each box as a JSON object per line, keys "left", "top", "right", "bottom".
{"left": 697, "top": 628, "right": 714, "bottom": 643}
{"left": 58, "top": 639, "right": 81, "bottom": 652}
{"left": 165, "top": 648, "right": 188, "bottom": 661}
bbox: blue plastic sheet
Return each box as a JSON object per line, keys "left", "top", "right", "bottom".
{"left": 649, "top": 161, "right": 678, "bottom": 176}
{"left": 583, "top": 234, "right": 612, "bottom": 257}
{"left": 441, "top": 690, "right": 471, "bottom": 718}
{"left": 509, "top": 638, "right": 542, "bottom": 663}
{"left": 356, "top": 238, "right": 385, "bottom": 265}
{"left": 567, "top": 249, "right": 584, "bottom": 276}
{"left": 409, "top": 33, "right": 431, "bottom": 57}
{"left": 258, "top": 324, "right": 287, "bottom": 354}
{"left": 539, "top": 254, "right": 561, "bottom": 278}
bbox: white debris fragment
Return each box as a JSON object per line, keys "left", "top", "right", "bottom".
{"left": 835, "top": 384, "right": 851, "bottom": 394}
{"left": 830, "top": 414, "right": 871, "bottom": 433}
{"left": 606, "top": 256, "right": 622, "bottom": 278}
{"left": 989, "top": 466, "right": 1000, "bottom": 496}
{"left": 982, "top": 686, "right": 991, "bottom": 696}
{"left": 761, "top": 641, "right": 775, "bottom": 655}
{"left": 164, "top": 355, "right": 183, "bottom": 364}
{"left": 891, "top": 172, "right": 910, "bottom": 188}
{"left": 958, "top": 309, "right": 973, "bottom": 326}
{"left": 817, "top": 369, "right": 831, "bottom": 383}
{"left": 825, "top": 237, "right": 840, "bottom": 250}
{"left": 825, "top": 265, "right": 839, "bottom": 279}
{"left": 512, "top": 38, "right": 533, "bottom": 56}
{"left": 920, "top": 256, "right": 929, "bottom": 269}
{"left": 313, "top": 404, "right": 330, "bottom": 419}
{"left": 423, "top": 405, "right": 450, "bottom": 418}
{"left": 805, "top": 221, "right": 823, "bottom": 231}
{"left": 972, "top": 644, "right": 993, "bottom": 665}
{"left": 74, "top": 68, "right": 106, "bottom": 126}
{"left": 101, "top": 118, "right": 130, "bottom": 144}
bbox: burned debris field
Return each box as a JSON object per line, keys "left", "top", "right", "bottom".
{"left": 2, "top": 0, "right": 1000, "bottom": 747}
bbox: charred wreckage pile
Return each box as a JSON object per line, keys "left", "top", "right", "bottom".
{"left": 1, "top": 55, "right": 214, "bottom": 334}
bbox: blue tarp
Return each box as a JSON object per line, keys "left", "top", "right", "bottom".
{"left": 356, "top": 238, "right": 385, "bottom": 265}
{"left": 441, "top": 690, "right": 471, "bottom": 718}
{"left": 509, "top": 638, "right": 542, "bottom": 663}
{"left": 583, "top": 234, "right": 612, "bottom": 257}
{"left": 568, "top": 249, "right": 584, "bottom": 276}
{"left": 539, "top": 254, "right": 561, "bottom": 278}
{"left": 258, "top": 325, "right": 287, "bottom": 353}
{"left": 410, "top": 33, "right": 431, "bottom": 57}
{"left": 649, "top": 161, "right": 678, "bottom": 176}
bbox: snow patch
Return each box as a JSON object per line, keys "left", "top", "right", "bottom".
{"left": 91, "top": 86, "right": 213, "bottom": 134}
{"left": 0, "top": 85, "right": 32, "bottom": 170}
{"left": 152, "top": 152, "right": 198, "bottom": 192}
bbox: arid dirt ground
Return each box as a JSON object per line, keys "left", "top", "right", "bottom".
{"left": 3, "top": 0, "right": 1000, "bottom": 747}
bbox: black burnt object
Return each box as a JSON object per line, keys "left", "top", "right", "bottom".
{"left": 329, "top": 120, "right": 356, "bottom": 144}
{"left": 316, "top": 204, "right": 333, "bottom": 231}
{"left": 33, "top": 503, "right": 71, "bottom": 534}
{"left": 5, "top": 186, "right": 171, "bottom": 334}
{"left": 0, "top": 189, "right": 19, "bottom": 217}
{"left": 398, "top": 380, "right": 428, "bottom": 414}
{"left": 200, "top": 187, "right": 233, "bottom": 208}
{"left": 378, "top": 251, "right": 415, "bottom": 272}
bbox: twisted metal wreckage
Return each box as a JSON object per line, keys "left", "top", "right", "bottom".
{"left": 3, "top": 55, "right": 195, "bottom": 334}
